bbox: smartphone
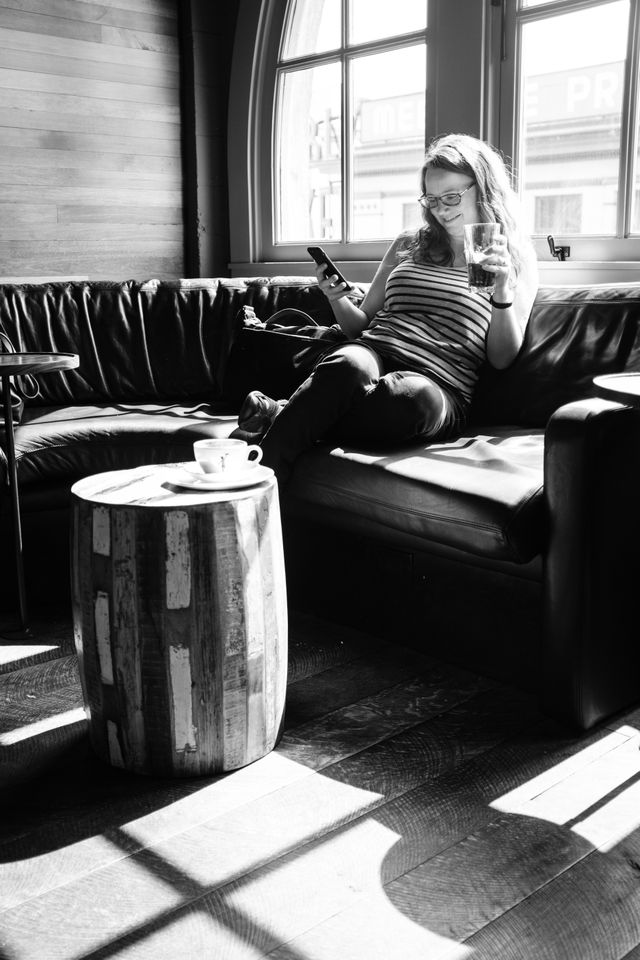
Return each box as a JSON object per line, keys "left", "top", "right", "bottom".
{"left": 307, "top": 246, "right": 353, "bottom": 290}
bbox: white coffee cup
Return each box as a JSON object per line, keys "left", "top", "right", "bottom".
{"left": 193, "top": 438, "right": 263, "bottom": 474}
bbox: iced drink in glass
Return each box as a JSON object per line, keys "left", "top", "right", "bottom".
{"left": 463, "top": 223, "right": 502, "bottom": 294}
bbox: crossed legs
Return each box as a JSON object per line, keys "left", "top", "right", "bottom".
{"left": 259, "top": 342, "right": 460, "bottom": 484}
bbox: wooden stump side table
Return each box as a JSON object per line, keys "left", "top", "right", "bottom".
{"left": 70, "top": 464, "right": 288, "bottom": 777}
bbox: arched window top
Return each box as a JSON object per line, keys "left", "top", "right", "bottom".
{"left": 281, "top": 0, "right": 427, "bottom": 61}
{"left": 281, "top": 0, "right": 341, "bottom": 59}
{"left": 228, "top": 0, "right": 491, "bottom": 277}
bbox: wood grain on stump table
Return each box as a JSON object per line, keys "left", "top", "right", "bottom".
{"left": 70, "top": 463, "right": 288, "bottom": 777}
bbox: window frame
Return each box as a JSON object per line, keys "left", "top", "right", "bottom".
{"left": 228, "top": 0, "right": 640, "bottom": 277}
{"left": 496, "top": 0, "right": 640, "bottom": 263}
{"left": 227, "top": 0, "right": 491, "bottom": 277}
{"left": 265, "top": 0, "right": 431, "bottom": 264}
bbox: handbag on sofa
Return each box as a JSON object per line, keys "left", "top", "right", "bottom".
{"left": 223, "top": 307, "right": 348, "bottom": 409}
{"left": 0, "top": 330, "right": 40, "bottom": 425}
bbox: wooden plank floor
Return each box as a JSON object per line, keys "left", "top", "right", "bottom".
{"left": 1, "top": 606, "right": 640, "bottom": 959}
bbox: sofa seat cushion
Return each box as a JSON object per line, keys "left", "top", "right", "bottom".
{"left": 287, "top": 427, "right": 546, "bottom": 563}
{"left": 2, "top": 403, "right": 238, "bottom": 486}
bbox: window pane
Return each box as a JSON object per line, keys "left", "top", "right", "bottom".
{"left": 631, "top": 91, "right": 640, "bottom": 232}
{"left": 351, "top": 45, "right": 426, "bottom": 240}
{"left": 281, "top": 0, "right": 341, "bottom": 60}
{"left": 519, "top": 2, "right": 628, "bottom": 236}
{"left": 534, "top": 194, "right": 583, "bottom": 234}
{"left": 275, "top": 63, "right": 342, "bottom": 242}
{"left": 632, "top": 189, "right": 640, "bottom": 234}
{"left": 349, "top": 0, "right": 426, "bottom": 45}
{"left": 520, "top": 1, "right": 566, "bottom": 7}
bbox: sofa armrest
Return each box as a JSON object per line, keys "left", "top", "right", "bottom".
{"left": 544, "top": 396, "right": 640, "bottom": 729}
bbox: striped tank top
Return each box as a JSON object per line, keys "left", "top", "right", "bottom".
{"left": 360, "top": 260, "right": 492, "bottom": 407}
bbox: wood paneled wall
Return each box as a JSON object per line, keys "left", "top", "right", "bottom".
{"left": 180, "top": 0, "right": 238, "bottom": 279}
{"left": 0, "top": 0, "right": 183, "bottom": 280}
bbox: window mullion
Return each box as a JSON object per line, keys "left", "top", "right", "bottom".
{"left": 517, "top": 0, "right": 626, "bottom": 22}
{"left": 343, "top": 0, "right": 350, "bottom": 242}
{"left": 343, "top": 57, "right": 352, "bottom": 242}
{"left": 279, "top": 31, "right": 429, "bottom": 71}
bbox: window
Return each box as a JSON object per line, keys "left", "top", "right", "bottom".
{"left": 534, "top": 194, "right": 583, "bottom": 234}
{"left": 263, "top": 0, "right": 428, "bottom": 260}
{"left": 233, "top": 0, "right": 637, "bottom": 274}
{"left": 500, "top": 0, "right": 640, "bottom": 260}
{"left": 229, "top": 1, "right": 485, "bottom": 274}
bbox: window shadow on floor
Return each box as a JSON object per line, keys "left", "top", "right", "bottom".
{"left": 2, "top": 615, "right": 639, "bottom": 960}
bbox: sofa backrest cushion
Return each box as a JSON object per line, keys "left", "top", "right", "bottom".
{"left": 0, "top": 277, "right": 340, "bottom": 406}
{"left": 471, "top": 284, "right": 640, "bottom": 426}
{"left": 0, "top": 280, "right": 223, "bottom": 405}
{"left": 6, "top": 275, "right": 637, "bottom": 425}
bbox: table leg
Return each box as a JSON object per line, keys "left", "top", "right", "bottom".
{"left": 2, "top": 375, "right": 28, "bottom": 635}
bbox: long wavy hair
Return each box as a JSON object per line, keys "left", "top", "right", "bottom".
{"left": 404, "top": 133, "right": 529, "bottom": 277}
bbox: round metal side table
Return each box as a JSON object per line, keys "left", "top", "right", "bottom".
{"left": 594, "top": 372, "right": 640, "bottom": 408}
{"left": 0, "top": 352, "right": 79, "bottom": 636}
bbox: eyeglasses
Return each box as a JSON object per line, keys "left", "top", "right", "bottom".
{"left": 418, "top": 183, "right": 475, "bottom": 209}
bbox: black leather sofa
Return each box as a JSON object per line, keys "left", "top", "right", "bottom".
{"left": 1, "top": 276, "right": 640, "bottom": 731}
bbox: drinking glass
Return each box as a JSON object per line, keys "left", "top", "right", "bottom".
{"left": 463, "top": 223, "right": 502, "bottom": 294}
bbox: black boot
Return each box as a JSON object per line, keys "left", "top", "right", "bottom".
{"left": 229, "top": 391, "right": 286, "bottom": 441}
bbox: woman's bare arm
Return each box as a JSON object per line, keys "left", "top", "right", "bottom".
{"left": 485, "top": 243, "right": 539, "bottom": 369}
{"left": 314, "top": 234, "right": 409, "bottom": 339}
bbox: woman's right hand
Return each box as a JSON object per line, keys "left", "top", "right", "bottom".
{"left": 315, "top": 263, "right": 352, "bottom": 302}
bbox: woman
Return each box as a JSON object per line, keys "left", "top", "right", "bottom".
{"left": 237, "top": 133, "right": 538, "bottom": 485}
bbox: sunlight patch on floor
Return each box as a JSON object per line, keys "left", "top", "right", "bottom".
{"left": 123, "top": 753, "right": 335, "bottom": 846}
{"left": 0, "top": 643, "right": 61, "bottom": 669}
{"left": 0, "top": 707, "right": 86, "bottom": 745}
{"left": 490, "top": 725, "right": 640, "bottom": 850}
{"left": 123, "top": 757, "right": 386, "bottom": 888}
{"left": 264, "top": 888, "right": 475, "bottom": 960}
{"left": 571, "top": 775, "right": 640, "bottom": 852}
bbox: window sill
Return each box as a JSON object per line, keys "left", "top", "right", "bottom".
{"left": 229, "top": 259, "right": 640, "bottom": 287}
{"left": 537, "top": 261, "right": 640, "bottom": 285}
{"left": 228, "top": 261, "right": 378, "bottom": 282}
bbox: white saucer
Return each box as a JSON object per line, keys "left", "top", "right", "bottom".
{"left": 171, "top": 462, "right": 273, "bottom": 490}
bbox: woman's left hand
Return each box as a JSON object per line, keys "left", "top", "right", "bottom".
{"left": 482, "top": 235, "right": 513, "bottom": 299}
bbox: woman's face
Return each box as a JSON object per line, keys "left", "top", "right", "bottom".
{"left": 423, "top": 167, "right": 481, "bottom": 242}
